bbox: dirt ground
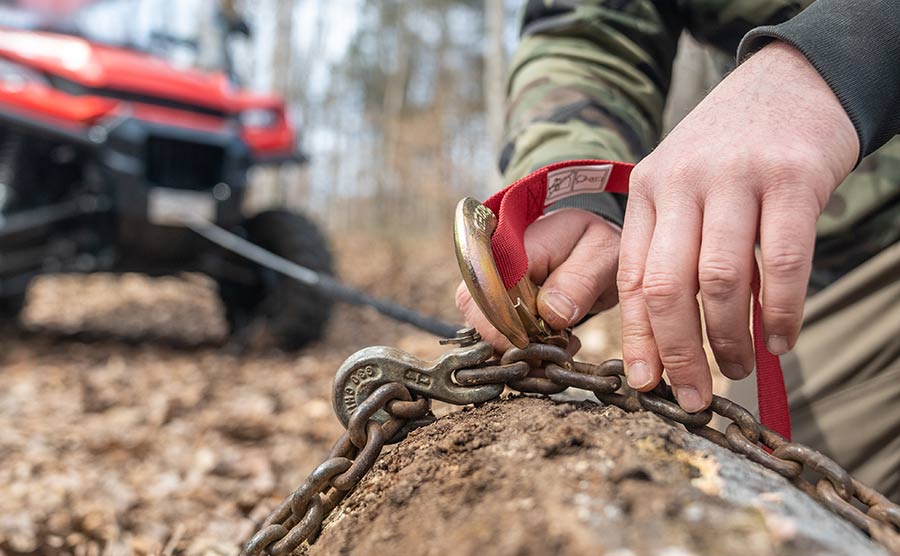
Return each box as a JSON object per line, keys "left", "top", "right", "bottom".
{"left": 0, "top": 233, "right": 625, "bottom": 556}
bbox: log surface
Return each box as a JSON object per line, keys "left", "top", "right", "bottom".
{"left": 308, "top": 396, "right": 886, "bottom": 556}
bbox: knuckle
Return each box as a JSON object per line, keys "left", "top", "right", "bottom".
{"left": 763, "top": 249, "right": 810, "bottom": 279}
{"left": 616, "top": 265, "right": 644, "bottom": 296}
{"left": 762, "top": 189, "right": 823, "bottom": 221}
{"left": 658, "top": 346, "right": 701, "bottom": 373}
{"left": 557, "top": 263, "right": 604, "bottom": 300}
{"left": 524, "top": 239, "right": 553, "bottom": 279}
{"left": 759, "top": 149, "right": 816, "bottom": 187}
{"left": 582, "top": 222, "right": 621, "bottom": 249}
{"left": 706, "top": 333, "right": 743, "bottom": 354}
{"left": 759, "top": 154, "right": 829, "bottom": 213}
{"left": 632, "top": 157, "right": 703, "bottom": 200}
{"left": 621, "top": 322, "right": 654, "bottom": 346}
{"left": 764, "top": 300, "right": 803, "bottom": 324}
{"left": 698, "top": 258, "right": 743, "bottom": 300}
{"left": 628, "top": 165, "right": 654, "bottom": 196}
{"left": 665, "top": 157, "right": 703, "bottom": 186}
{"left": 641, "top": 271, "right": 683, "bottom": 308}
{"left": 761, "top": 154, "right": 808, "bottom": 185}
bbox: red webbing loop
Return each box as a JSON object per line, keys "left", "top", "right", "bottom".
{"left": 484, "top": 160, "right": 632, "bottom": 290}
{"left": 752, "top": 266, "right": 793, "bottom": 440}
{"left": 484, "top": 159, "right": 792, "bottom": 440}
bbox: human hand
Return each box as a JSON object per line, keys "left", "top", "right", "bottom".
{"left": 455, "top": 208, "right": 621, "bottom": 352}
{"left": 617, "top": 42, "right": 859, "bottom": 412}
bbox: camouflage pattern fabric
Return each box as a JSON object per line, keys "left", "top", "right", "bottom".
{"left": 502, "top": 0, "right": 900, "bottom": 287}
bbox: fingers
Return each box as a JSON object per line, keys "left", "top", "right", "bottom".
{"left": 642, "top": 195, "right": 711, "bottom": 412}
{"left": 618, "top": 166, "right": 819, "bottom": 415}
{"left": 455, "top": 281, "right": 513, "bottom": 351}
{"left": 698, "top": 190, "right": 758, "bottom": 380}
{"left": 456, "top": 208, "right": 621, "bottom": 350}
{"left": 616, "top": 188, "right": 663, "bottom": 393}
{"left": 533, "top": 214, "right": 621, "bottom": 330}
{"left": 455, "top": 280, "right": 586, "bottom": 356}
{"left": 759, "top": 189, "right": 818, "bottom": 355}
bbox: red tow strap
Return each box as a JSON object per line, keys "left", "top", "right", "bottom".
{"left": 484, "top": 159, "right": 792, "bottom": 440}
{"left": 751, "top": 268, "right": 792, "bottom": 439}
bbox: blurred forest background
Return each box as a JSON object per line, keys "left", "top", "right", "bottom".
{"left": 188, "top": 0, "right": 717, "bottom": 236}
{"left": 65, "top": 0, "right": 723, "bottom": 237}
{"left": 46, "top": 0, "right": 522, "bottom": 234}
{"left": 232, "top": 0, "right": 519, "bottom": 235}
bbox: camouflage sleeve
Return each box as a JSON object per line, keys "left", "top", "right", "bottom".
{"left": 503, "top": 1, "right": 681, "bottom": 177}
{"left": 501, "top": 1, "right": 683, "bottom": 224}
{"left": 501, "top": 1, "right": 814, "bottom": 223}
{"left": 676, "top": 0, "right": 809, "bottom": 53}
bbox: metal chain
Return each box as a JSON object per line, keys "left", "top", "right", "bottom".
{"left": 244, "top": 337, "right": 900, "bottom": 555}
{"left": 244, "top": 383, "right": 434, "bottom": 556}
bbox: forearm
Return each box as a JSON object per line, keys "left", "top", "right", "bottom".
{"left": 738, "top": 0, "right": 900, "bottom": 162}
{"left": 503, "top": 1, "right": 680, "bottom": 223}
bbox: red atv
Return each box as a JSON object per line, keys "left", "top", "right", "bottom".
{"left": 0, "top": 0, "right": 334, "bottom": 348}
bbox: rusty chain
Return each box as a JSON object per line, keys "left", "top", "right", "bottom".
{"left": 244, "top": 382, "right": 435, "bottom": 556}
{"left": 244, "top": 332, "right": 900, "bottom": 555}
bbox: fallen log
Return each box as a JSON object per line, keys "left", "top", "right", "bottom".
{"left": 307, "top": 396, "right": 886, "bottom": 556}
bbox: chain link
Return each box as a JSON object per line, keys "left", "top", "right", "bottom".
{"left": 244, "top": 340, "right": 900, "bottom": 555}
{"left": 245, "top": 382, "right": 433, "bottom": 556}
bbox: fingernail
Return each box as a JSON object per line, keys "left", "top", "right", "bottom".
{"left": 626, "top": 361, "right": 653, "bottom": 389}
{"left": 767, "top": 335, "right": 789, "bottom": 355}
{"left": 543, "top": 291, "right": 577, "bottom": 324}
{"left": 721, "top": 362, "right": 748, "bottom": 380}
{"left": 674, "top": 386, "right": 704, "bottom": 413}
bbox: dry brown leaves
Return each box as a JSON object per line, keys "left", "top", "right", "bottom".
{"left": 0, "top": 232, "right": 621, "bottom": 556}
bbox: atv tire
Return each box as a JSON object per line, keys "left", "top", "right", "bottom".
{"left": 218, "top": 210, "right": 334, "bottom": 350}
{"left": 0, "top": 293, "right": 25, "bottom": 324}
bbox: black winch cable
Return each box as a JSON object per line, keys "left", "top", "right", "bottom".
{"left": 187, "top": 219, "right": 462, "bottom": 338}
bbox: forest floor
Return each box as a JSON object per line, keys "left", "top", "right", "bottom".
{"left": 0, "top": 232, "right": 624, "bottom": 556}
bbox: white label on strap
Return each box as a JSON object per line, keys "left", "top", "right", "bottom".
{"left": 544, "top": 164, "right": 613, "bottom": 206}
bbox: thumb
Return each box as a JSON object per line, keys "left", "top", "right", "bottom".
{"left": 534, "top": 220, "right": 620, "bottom": 330}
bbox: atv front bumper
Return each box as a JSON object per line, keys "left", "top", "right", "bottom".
{"left": 0, "top": 104, "right": 250, "bottom": 263}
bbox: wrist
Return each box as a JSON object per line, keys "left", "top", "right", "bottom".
{"left": 540, "top": 207, "right": 622, "bottom": 236}
{"left": 544, "top": 192, "right": 626, "bottom": 229}
{"left": 746, "top": 42, "right": 859, "bottom": 184}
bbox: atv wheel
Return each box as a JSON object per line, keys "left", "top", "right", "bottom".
{"left": 218, "top": 210, "right": 334, "bottom": 350}
{"left": 0, "top": 293, "right": 25, "bottom": 324}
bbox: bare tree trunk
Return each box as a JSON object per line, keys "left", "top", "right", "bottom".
{"left": 309, "top": 397, "right": 885, "bottom": 556}
{"left": 245, "top": 0, "right": 294, "bottom": 213}
{"left": 270, "top": 0, "right": 294, "bottom": 108}
{"left": 378, "top": 26, "right": 412, "bottom": 231}
{"left": 483, "top": 0, "right": 507, "bottom": 192}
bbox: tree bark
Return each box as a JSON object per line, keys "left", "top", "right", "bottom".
{"left": 308, "top": 396, "right": 886, "bottom": 556}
